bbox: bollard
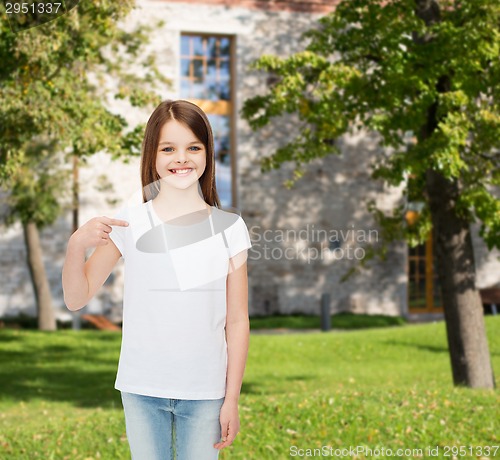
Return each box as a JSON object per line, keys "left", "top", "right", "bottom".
{"left": 320, "top": 293, "right": 331, "bottom": 331}
{"left": 72, "top": 310, "right": 81, "bottom": 331}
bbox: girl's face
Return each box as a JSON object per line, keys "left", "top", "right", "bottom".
{"left": 155, "top": 119, "right": 207, "bottom": 189}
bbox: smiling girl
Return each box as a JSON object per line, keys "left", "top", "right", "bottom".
{"left": 62, "top": 99, "right": 252, "bottom": 459}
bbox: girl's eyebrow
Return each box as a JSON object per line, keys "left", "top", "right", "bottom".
{"left": 158, "top": 140, "right": 203, "bottom": 146}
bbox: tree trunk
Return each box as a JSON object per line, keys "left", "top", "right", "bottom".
{"left": 22, "top": 221, "right": 57, "bottom": 331}
{"left": 425, "top": 170, "right": 495, "bottom": 388}
{"left": 414, "top": 0, "right": 495, "bottom": 389}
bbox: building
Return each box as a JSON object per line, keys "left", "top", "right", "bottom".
{"left": 1, "top": 0, "right": 499, "bottom": 323}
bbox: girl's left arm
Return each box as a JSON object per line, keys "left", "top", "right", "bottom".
{"left": 214, "top": 250, "right": 250, "bottom": 450}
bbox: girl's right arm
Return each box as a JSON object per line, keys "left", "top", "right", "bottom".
{"left": 62, "top": 216, "right": 128, "bottom": 311}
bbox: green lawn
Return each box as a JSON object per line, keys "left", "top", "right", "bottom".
{"left": 249, "top": 312, "right": 407, "bottom": 330}
{"left": 0, "top": 316, "right": 498, "bottom": 459}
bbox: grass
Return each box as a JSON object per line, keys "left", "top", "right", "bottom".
{"left": 0, "top": 316, "right": 498, "bottom": 459}
{"left": 249, "top": 312, "right": 407, "bottom": 330}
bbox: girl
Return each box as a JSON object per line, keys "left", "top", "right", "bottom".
{"left": 62, "top": 99, "right": 252, "bottom": 460}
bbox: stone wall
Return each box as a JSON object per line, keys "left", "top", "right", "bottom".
{"left": 152, "top": 0, "right": 337, "bottom": 13}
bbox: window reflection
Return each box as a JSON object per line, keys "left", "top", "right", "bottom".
{"left": 220, "top": 60, "right": 230, "bottom": 77}
{"left": 180, "top": 35, "right": 231, "bottom": 101}
{"left": 180, "top": 60, "right": 190, "bottom": 78}
{"left": 219, "top": 37, "right": 230, "bottom": 55}
{"left": 181, "top": 37, "right": 190, "bottom": 55}
{"left": 192, "top": 36, "right": 204, "bottom": 57}
{"left": 208, "top": 114, "right": 231, "bottom": 208}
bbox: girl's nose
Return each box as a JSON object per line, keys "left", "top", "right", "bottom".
{"left": 175, "top": 149, "right": 188, "bottom": 161}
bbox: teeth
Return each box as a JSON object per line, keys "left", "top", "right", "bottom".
{"left": 171, "top": 169, "right": 192, "bottom": 174}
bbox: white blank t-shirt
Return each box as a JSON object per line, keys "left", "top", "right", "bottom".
{"left": 109, "top": 200, "right": 252, "bottom": 399}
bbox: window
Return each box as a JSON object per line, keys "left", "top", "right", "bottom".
{"left": 406, "top": 216, "right": 443, "bottom": 313}
{"left": 180, "top": 34, "right": 233, "bottom": 207}
{"left": 405, "top": 174, "right": 442, "bottom": 313}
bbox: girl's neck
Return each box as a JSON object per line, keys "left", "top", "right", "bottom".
{"left": 152, "top": 182, "right": 209, "bottom": 221}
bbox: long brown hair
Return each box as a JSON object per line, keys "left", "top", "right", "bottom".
{"left": 140, "top": 99, "right": 221, "bottom": 207}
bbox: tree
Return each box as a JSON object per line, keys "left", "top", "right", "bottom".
{"left": 0, "top": 1, "right": 168, "bottom": 330}
{"left": 241, "top": 0, "right": 499, "bottom": 389}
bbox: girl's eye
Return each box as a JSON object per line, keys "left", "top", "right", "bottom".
{"left": 161, "top": 146, "right": 202, "bottom": 153}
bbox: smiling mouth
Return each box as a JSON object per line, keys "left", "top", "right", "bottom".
{"left": 169, "top": 168, "right": 193, "bottom": 176}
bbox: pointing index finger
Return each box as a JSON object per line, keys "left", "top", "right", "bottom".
{"left": 103, "top": 217, "right": 129, "bottom": 227}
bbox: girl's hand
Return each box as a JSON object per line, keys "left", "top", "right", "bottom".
{"left": 214, "top": 399, "right": 240, "bottom": 451}
{"left": 70, "top": 216, "right": 129, "bottom": 250}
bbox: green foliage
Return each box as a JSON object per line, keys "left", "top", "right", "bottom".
{"left": 241, "top": 0, "right": 500, "bottom": 258}
{"left": 0, "top": 2, "right": 169, "bottom": 227}
{"left": 5, "top": 141, "right": 68, "bottom": 227}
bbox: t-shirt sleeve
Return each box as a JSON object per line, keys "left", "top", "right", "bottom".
{"left": 228, "top": 215, "right": 252, "bottom": 259}
{"left": 108, "top": 206, "right": 129, "bottom": 258}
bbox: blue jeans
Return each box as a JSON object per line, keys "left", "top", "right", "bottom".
{"left": 120, "top": 391, "right": 225, "bottom": 460}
